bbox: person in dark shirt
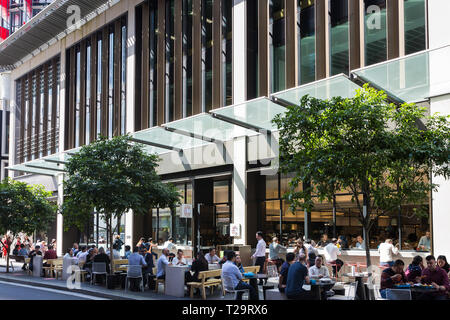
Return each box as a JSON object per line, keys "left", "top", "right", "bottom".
{"left": 406, "top": 256, "right": 424, "bottom": 283}
{"left": 380, "top": 259, "right": 408, "bottom": 299}
{"left": 28, "top": 246, "right": 42, "bottom": 272}
{"left": 279, "top": 253, "right": 295, "bottom": 293}
{"left": 43, "top": 245, "right": 57, "bottom": 260}
{"left": 420, "top": 255, "right": 450, "bottom": 300}
{"left": 93, "top": 247, "right": 111, "bottom": 274}
{"left": 285, "top": 255, "right": 313, "bottom": 300}
{"left": 12, "top": 245, "right": 19, "bottom": 256}
{"left": 437, "top": 255, "right": 450, "bottom": 274}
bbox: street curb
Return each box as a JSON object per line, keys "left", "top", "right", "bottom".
{"left": 0, "top": 275, "right": 136, "bottom": 300}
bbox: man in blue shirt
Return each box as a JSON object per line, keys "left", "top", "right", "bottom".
{"left": 156, "top": 248, "right": 170, "bottom": 279}
{"left": 222, "top": 251, "right": 259, "bottom": 300}
{"left": 285, "top": 255, "right": 313, "bottom": 300}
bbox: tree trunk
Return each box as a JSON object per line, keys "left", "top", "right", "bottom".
{"left": 108, "top": 216, "right": 114, "bottom": 275}
{"left": 364, "top": 227, "right": 372, "bottom": 271}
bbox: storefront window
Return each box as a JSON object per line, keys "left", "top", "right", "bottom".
{"left": 261, "top": 173, "right": 430, "bottom": 250}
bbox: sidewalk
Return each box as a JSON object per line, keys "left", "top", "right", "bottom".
{"left": 0, "top": 262, "right": 262, "bottom": 301}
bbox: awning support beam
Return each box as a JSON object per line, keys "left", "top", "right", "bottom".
{"left": 210, "top": 112, "right": 270, "bottom": 135}
{"left": 163, "top": 126, "right": 223, "bottom": 144}
{"left": 129, "top": 137, "right": 183, "bottom": 153}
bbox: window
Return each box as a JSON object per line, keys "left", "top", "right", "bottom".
{"left": 108, "top": 31, "right": 114, "bottom": 139}
{"left": 149, "top": 2, "right": 158, "bottom": 127}
{"left": 404, "top": 0, "right": 426, "bottom": 55}
{"left": 86, "top": 43, "right": 91, "bottom": 144}
{"left": 246, "top": 0, "right": 259, "bottom": 100}
{"left": 222, "top": 0, "right": 232, "bottom": 106}
{"left": 75, "top": 47, "right": 81, "bottom": 148}
{"left": 364, "top": 0, "right": 387, "bottom": 66}
{"left": 165, "top": 0, "right": 175, "bottom": 123}
{"left": 329, "top": 0, "right": 349, "bottom": 76}
{"left": 121, "top": 22, "right": 127, "bottom": 135}
{"left": 183, "top": 0, "right": 193, "bottom": 117}
{"left": 202, "top": 0, "right": 213, "bottom": 112}
{"left": 97, "top": 34, "right": 102, "bottom": 139}
{"left": 298, "top": 0, "right": 316, "bottom": 84}
{"left": 270, "top": 0, "right": 286, "bottom": 93}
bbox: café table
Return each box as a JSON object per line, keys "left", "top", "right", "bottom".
{"left": 165, "top": 265, "right": 190, "bottom": 298}
{"left": 310, "top": 279, "right": 336, "bottom": 300}
{"left": 395, "top": 285, "right": 440, "bottom": 300}
{"left": 343, "top": 273, "right": 369, "bottom": 300}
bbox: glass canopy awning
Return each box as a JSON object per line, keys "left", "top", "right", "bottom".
{"left": 15, "top": 70, "right": 423, "bottom": 177}
{"left": 352, "top": 45, "right": 450, "bottom": 103}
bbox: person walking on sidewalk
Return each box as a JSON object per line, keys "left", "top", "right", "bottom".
{"left": 252, "top": 231, "right": 267, "bottom": 285}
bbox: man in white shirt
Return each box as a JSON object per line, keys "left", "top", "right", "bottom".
{"left": 308, "top": 256, "right": 330, "bottom": 279}
{"left": 304, "top": 239, "right": 318, "bottom": 256}
{"left": 106, "top": 244, "right": 121, "bottom": 260}
{"left": 251, "top": 231, "right": 267, "bottom": 285}
{"left": 172, "top": 249, "right": 187, "bottom": 266}
{"left": 324, "top": 238, "right": 343, "bottom": 276}
{"left": 163, "top": 237, "right": 177, "bottom": 250}
{"left": 205, "top": 248, "right": 220, "bottom": 264}
{"left": 378, "top": 239, "right": 399, "bottom": 267}
{"left": 76, "top": 246, "right": 89, "bottom": 263}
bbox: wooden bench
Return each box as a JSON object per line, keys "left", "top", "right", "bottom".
{"left": 112, "top": 259, "right": 129, "bottom": 273}
{"left": 43, "top": 259, "right": 63, "bottom": 278}
{"left": 187, "top": 269, "right": 223, "bottom": 300}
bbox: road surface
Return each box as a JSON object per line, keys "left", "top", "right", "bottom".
{"left": 0, "top": 281, "right": 108, "bottom": 300}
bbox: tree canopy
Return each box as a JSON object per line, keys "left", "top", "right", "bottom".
{"left": 273, "top": 85, "right": 450, "bottom": 266}
{"left": 0, "top": 178, "right": 56, "bottom": 272}
{"left": 61, "top": 135, "right": 181, "bottom": 272}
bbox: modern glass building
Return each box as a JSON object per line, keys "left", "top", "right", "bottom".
{"left": 0, "top": 0, "right": 449, "bottom": 264}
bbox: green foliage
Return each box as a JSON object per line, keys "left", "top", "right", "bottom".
{"left": 273, "top": 85, "right": 450, "bottom": 233}
{"left": 0, "top": 178, "right": 56, "bottom": 236}
{"left": 61, "top": 135, "right": 181, "bottom": 231}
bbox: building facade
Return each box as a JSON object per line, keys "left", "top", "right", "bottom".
{"left": 1, "top": 0, "right": 449, "bottom": 261}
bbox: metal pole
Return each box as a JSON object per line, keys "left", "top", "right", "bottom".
{"left": 398, "top": 205, "right": 402, "bottom": 251}
{"left": 197, "top": 203, "right": 202, "bottom": 254}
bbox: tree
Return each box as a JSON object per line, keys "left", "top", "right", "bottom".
{"left": 0, "top": 179, "right": 56, "bottom": 273}
{"left": 273, "top": 85, "right": 450, "bottom": 268}
{"left": 61, "top": 135, "right": 181, "bottom": 274}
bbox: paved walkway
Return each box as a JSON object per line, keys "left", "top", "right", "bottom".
{"left": 0, "top": 261, "right": 269, "bottom": 301}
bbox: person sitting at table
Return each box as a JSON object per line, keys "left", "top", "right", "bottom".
{"left": 205, "top": 248, "right": 220, "bottom": 264}
{"left": 43, "top": 244, "right": 57, "bottom": 260}
{"left": 304, "top": 239, "right": 318, "bottom": 257}
{"left": 123, "top": 245, "right": 132, "bottom": 259}
{"left": 380, "top": 259, "right": 408, "bottom": 299}
{"left": 269, "top": 237, "right": 285, "bottom": 269}
{"left": 156, "top": 248, "right": 171, "bottom": 280}
{"left": 354, "top": 235, "right": 365, "bottom": 250}
{"left": 12, "top": 244, "right": 19, "bottom": 256}
{"left": 128, "top": 247, "right": 148, "bottom": 289}
{"left": 279, "top": 253, "right": 296, "bottom": 293}
{"left": 316, "top": 234, "right": 330, "bottom": 248}
{"left": 18, "top": 244, "right": 29, "bottom": 270}
{"left": 186, "top": 252, "right": 209, "bottom": 295}
{"left": 285, "top": 255, "right": 313, "bottom": 300}
{"left": 406, "top": 255, "right": 424, "bottom": 283}
{"left": 294, "top": 240, "right": 308, "bottom": 261}
{"left": 417, "top": 231, "right": 431, "bottom": 252}
{"left": 222, "top": 251, "right": 259, "bottom": 300}
{"left": 172, "top": 249, "right": 187, "bottom": 266}
{"left": 72, "top": 243, "right": 79, "bottom": 257}
{"left": 235, "top": 254, "right": 245, "bottom": 273}
{"left": 106, "top": 244, "right": 121, "bottom": 260}
{"left": 93, "top": 247, "right": 111, "bottom": 275}
{"left": 28, "top": 245, "right": 42, "bottom": 272}
{"left": 420, "top": 255, "right": 450, "bottom": 300}
{"left": 437, "top": 255, "right": 450, "bottom": 274}
{"left": 309, "top": 256, "right": 330, "bottom": 279}
{"left": 163, "top": 237, "right": 177, "bottom": 250}
{"left": 84, "top": 247, "right": 98, "bottom": 272}
{"left": 76, "top": 246, "right": 88, "bottom": 263}
{"left": 307, "top": 252, "right": 317, "bottom": 268}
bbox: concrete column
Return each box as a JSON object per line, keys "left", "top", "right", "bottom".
{"left": 56, "top": 41, "right": 67, "bottom": 257}
{"left": 233, "top": 136, "right": 247, "bottom": 245}
{"left": 428, "top": 0, "right": 450, "bottom": 258}
{"left": 56, "top": 173, "right": 64, "bottom": 257}
{"left": 232, "top": 0, "right": 247, "bottom": 104}
{"left": 125, "top": 7, "right": 136, "bottom": 248}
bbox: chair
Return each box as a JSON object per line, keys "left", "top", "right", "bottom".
{"left": 126, "top": 265, "right": 144, "bottom": 292}
{"left": 154, "top": 266, "right": 165, "bottom": 294}
{"left": 386, "top": 289, "right": 412, "bottom": 301}
{"left": 187, "top": 269, "right": 222, "bottom": 300}
{"left": 221, "top": 274, "right": 249, "bottom": 300}
{"left": 328, "top": 282, "right": 357, "bottom": 300}
{"left": 91, "top": 262, "right": 107, "bottom": 285}
{"left": 266, "top": 265, "right": 279, "bottom": 279}
{"left": 373, "top": 285, "right": 387, "bottom": 300}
